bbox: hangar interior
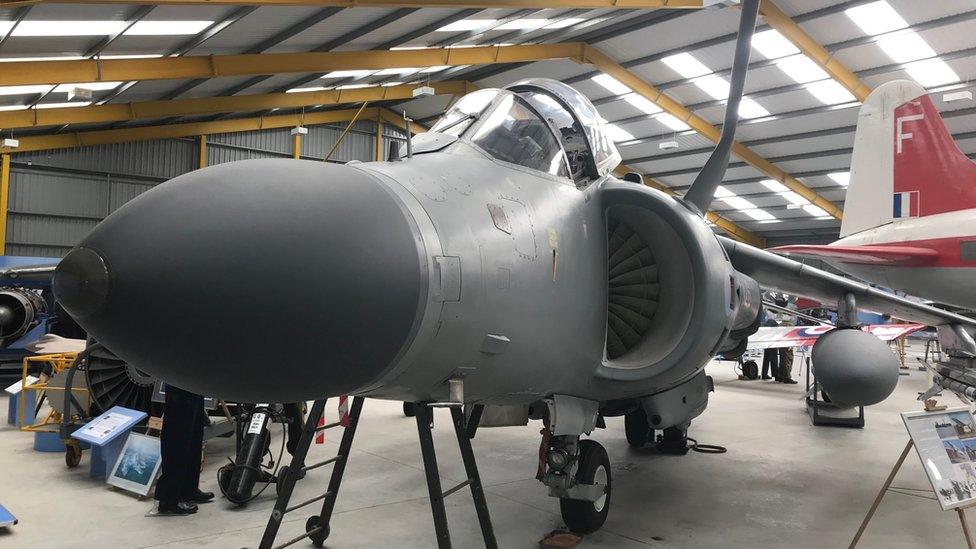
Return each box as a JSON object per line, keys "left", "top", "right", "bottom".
{"left": 0, "top": 0, "right": 975, "bottom": 548}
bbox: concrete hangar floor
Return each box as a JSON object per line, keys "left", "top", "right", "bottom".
{"left": 0, "top": 344, "right": 964, "bottom": 548}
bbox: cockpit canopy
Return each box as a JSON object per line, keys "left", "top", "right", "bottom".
{"left": 422, "top": 78, "right": 622, "bottom": 186}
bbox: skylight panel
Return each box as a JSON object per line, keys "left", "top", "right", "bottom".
{"left": 35, "top": 102, "right": 92, "bottom": 109}
{"left": 420, "top": 66, "right": 450, "bottom": 73}
{"left": 761, "top": 179, "right": 789, "bottom": 193}
{"left": 0, "top": 22, "right": 13, "bottom": 35}
{"left": 53, "top": 82, "right": 123, "bottom": 92}
{"left": 623, "top": 93, "right": 662, "bottom": 114}
{"left": 661, "top": 52, "right": 712, "bottom": 79}
{"left": 0, "top": 85, "right": 54, "bottom": 96}
{"left": 374, "top": 67, "right": 420, "bottom": 75}
{"left": 591, "top": 74, "right": 631, "bottom": 96}
{"left": 322, "top": 70, "right": 374, "bottom": 78}
{"left": 828, "top": 172, "right": 850, "bottom": 186}
{"left": 13, "top": 21, "right": 127, "bottom": 36}
{"left": 743, "top": 209, "right": 777, "bottom": 221}
{"left": 695, "top": 75, "right": 730, "bottom": 100}
{"left": 751, "top": 29, "right": 799, "bottom": 60}
{"left": 845, "top": 1, "right": 907, "bottom": 36}
{"left": 722, "top": 196, "right": 757, "bottom": 210}
{"left": 436, "top": 19, "right": 497, "bottom": 32}
{"left": 905, "top": 58, "right": 959, "bottom": 87}
{"left": 775, "top": 55, "right": 828, "bottom": 84}
{"left": 738, "top": 98, "right": 769, "bottom": 119}
{"left": 877, "top": 30, "right": 935, "bottom": 63}
{"left": 714, "top": 186, "right": 735, "bottom": 198}
{"left": 545, "top": 18, "right": 584, "bottom": 29}
{"left": 497, "top": 19, "right": 549, "bottom": 31}
{"left": 805, "top": 80, "right": 856, "bottom": 105}
{"left": 126, "top": 21, "right": 213, "bottom": 36}
{"left": 780, "top": 191, "right": 809, "bottom": 206}
{"left": 604, "top": 124, "right": 634, "bottom": 143}
{"left": 654, "top": 112, "right": 690, "bottom": 131}
{"left": 802, "top": 204, "right": 830, "bottom": 217}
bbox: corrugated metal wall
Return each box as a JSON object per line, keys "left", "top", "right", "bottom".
{"left": 5, "top": 123, "right": 380, "bottom": 257}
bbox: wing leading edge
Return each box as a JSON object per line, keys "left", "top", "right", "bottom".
{"left": 771, "top": 244, "right": 938, "bottom": 266}
{"left": 719, "top": 236, "right": 976, "bottom": 330}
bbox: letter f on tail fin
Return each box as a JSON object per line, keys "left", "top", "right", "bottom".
{"left": 842, "top": 80, "right": 976, "bottom": 237}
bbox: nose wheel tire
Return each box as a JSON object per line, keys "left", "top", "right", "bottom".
{"left": 560, "top": 439, "right": 611, "bottom": 534}
{"left": 402, "top": 402, "right": 416, "bottom": 417}
{"left": 624, "top": 408, "right": 653, "bottom": 448}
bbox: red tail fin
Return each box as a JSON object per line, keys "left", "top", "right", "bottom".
{"left": 894, "top": 94, "right": 976, "bottom": 218}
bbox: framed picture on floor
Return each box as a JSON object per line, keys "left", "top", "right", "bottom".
{"left": 107, "top": 432, "right": 162, "bottom": 497}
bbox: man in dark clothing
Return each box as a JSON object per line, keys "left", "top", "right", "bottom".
{"left": 761, "top": 347, "right": 778, "bottom": 380}
{"left": 155, "top": 384, "right": 214, "bottom": 516}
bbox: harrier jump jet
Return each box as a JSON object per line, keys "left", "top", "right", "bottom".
{"left": 48, "top": 0, "right": 976, "bottom": 540}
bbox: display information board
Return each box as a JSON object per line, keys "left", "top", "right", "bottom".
{"left": 903, "top": 408, "right": 976, "bottom": 510}
{"left": 72, "top": 406, "right": 147, "bottom": 447}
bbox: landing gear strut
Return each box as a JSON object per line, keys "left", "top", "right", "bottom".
{"left": 540, "top": 434, "right": 612, "bottom": 534}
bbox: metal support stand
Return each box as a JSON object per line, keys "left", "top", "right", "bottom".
{"left": 256, "top": 399, "right": 496, "bottom": 549}
{"left": 850, "top": 440, "right": 976, "bottom": 549}
{"left": 414, "top": 403, "right": 498, "bottom": 549}
{"left": 805, "top": 357, "right": 864, "bottom": 428}
{"left": 258, "top": 396, "right": 364, "bottom": 549}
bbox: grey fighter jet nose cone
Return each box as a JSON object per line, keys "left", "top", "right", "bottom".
{"left": 54, "top": 247, "right": 110, "bottom": 318}
{"left": 61, "top": 159, "right": 429, "bottom": 403}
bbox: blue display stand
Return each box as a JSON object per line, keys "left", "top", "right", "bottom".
{"left": 6, "top": 391, "right": 36, "bottom": 426}
{"left": 71, "top": 406, "right": 147, "bottom": 480}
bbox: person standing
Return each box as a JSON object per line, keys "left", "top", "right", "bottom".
{"left": 776, "top": 297, "right": 799, "bottom": 384}
{"left": 760, "top": 312, "right": 779, "bottom": 380}
{"left": 154, "top": 384, "right": 214, "bottom": 516}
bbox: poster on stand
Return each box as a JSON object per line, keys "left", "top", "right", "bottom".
{"left": 903, "top": 408, "right": 976, "bottom": 510}
{"left": 107, "top": 432, "right": 162, "bottom": 497}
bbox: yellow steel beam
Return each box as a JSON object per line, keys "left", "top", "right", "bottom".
{"left": 0, "top": 44, "right": 586, "bottom": 87}
{"left": 0, "top": 154, "right": 8, "bottom": 254}
{"left": 0, "top": 81, "right": 470, "bottom": 131}
{"left": 1, "top": 107, "right": 377, "bottom": 154}
{"left": 583, "top": 44, "right": 842, "bottom": 221}
{"left": 759, "top": 0, "right": 871, "bottom": 102}
{"left": 198, "top": 135, "right": 207, "bottom": 169}
{"left": 613, "top": 164, "right": 765, "bottom": 247}
{"left": 0, "top": 0, "right": 703, "bottom": 8}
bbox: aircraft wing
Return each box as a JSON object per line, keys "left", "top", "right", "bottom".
{"left": 747, "top": 324, "right": 925, "bottom": 350}
{"left": 719, "top": 236, "right": 976, "bottom": 329}
{"left": 770, "top": 244, "right": 938, "bottom": 266}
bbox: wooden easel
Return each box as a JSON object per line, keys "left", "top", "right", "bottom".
{"left": 850, "top": 438, "right": 976, "bottom": 548}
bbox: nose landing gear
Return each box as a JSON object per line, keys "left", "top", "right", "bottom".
{"left": 557, "top": 439, "right": 612, "bottom": 534}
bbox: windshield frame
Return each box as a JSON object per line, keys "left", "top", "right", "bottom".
{"left": 458, "top": 89, "right": 573, "bottom": 182}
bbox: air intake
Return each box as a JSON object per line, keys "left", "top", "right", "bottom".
{"left": 606, "top": 218, "right": 660, "bottom": 359}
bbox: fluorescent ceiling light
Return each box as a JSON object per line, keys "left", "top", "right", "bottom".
{"left": 654, "top": 112, "right": 690, "bottom": 131}
{"left": 545, "top": 18, "right": 584, "bottom": 29}
{"left": 806, "top": 80, "right": 856, "bottom": 105}
{"left": 0, "top": 85, "right": 54, "bottom": 96}
{"left": 591, "top": 74, "right": 631, "bottom": 95}
{"left": 714, "top": 186, "right": 735, "bottom": 198}
{"left": 752, "top": 29, "right": 799, "bottom": 60}
{"left": 53, "top": 81, "right": 122, "bottom": 92}
{"left": 337, "top": 83, "right": 372, "bottom": 89}
{"left": 126, "top": 21, "right": 213, "bottom": 36}
{"left": 828, "top": 172, "right": 850, "bottom": 186}
{"left": 661, "top": 52, "right": 712, "bottom": 79}
{"left": 0, "top": 55, "right": 84, "bottom": 62}
{"left": 877, "top": 30, "right": 935, "bottom": 63}
{"left": 13, "top": 21, "right": 127, "bottom": 37}
{"left": 35, "top": 102, "right": 92, "bottom": 109}
{"left": 420, "top": 66, "right": 449, "bottom": 73}
{"left": 99, "top": 54, "right": 164, "bottom": 59}
{"left": 436, "top": 19, "right": 497, "bottom": 32}
{"left": 695, "top": 75, "right": 730, "bottom": 100}
{"left": 761, "top": 179, "right": 789, "bottom": 193}
{"left": 743, "top": 209, "right": 777, "bottom": 221}
{"left": 802, "top": 204, "right": 830, "bottom": 217}
{"left": 845, "top": 1, "right": 907, "bottom": 36}
{"left": 497, "top": 19, "right": 549, "bottom": 31}
{"left": 322, "top": 70, "right": 374, "bottom": 78}
{"left": 722, "top": 196, "right": 757, "bottom": 210}
{"left": 286, "top": 86, "right": 330, "bottom": 93}
{"left": 0, "top": 22, "right": 12, "bottom": 35}
{"left": 381, "top": 81, "right": 403, "bottom": 87}
{"left": 780, "top": 191, "right": 809, "bottom": 206}
{"left": 623, "top": 93, "right": 662, "bottom": 114}
{"left": 905, "top": 58, "right": 959, "bottom": 87}
{"left": 738, "top": 98, "right": 770, "bottom": 119}
{"left": 0, "top": 105, "right": 27, "bottom": 111}
{"left": 604, "top": 124, "right": 634, "bottom": 142}
{"left": 389, "top": 45, "right": 428, "bottom": 51}
{"left": 775, "top": 54, "right": 828, "bottom": 84}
